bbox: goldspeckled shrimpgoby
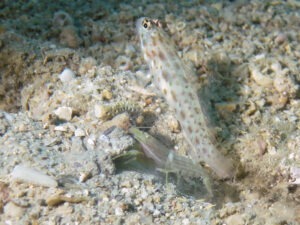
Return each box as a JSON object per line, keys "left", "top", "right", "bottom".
{"left": 136, "top": 17, "right": 234, "bottom": 179}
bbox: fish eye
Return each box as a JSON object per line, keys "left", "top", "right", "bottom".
{"left": 142, "top": 19, "right": 151, "bottom": 30}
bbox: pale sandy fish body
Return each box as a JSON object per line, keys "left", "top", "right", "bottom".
{"left": 136, "top": 17, "right": 234, "bottom": 178}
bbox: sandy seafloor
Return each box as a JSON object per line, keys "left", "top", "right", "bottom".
{"left": 0, "top": 0, "right": 300, "bottom": 224}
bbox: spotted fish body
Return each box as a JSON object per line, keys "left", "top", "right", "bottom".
{"left": 136, "top": 17, "right": 234, "bottom": 178}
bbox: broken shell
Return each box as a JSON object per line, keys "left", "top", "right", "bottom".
{"left": 167, "top": 117, "right": 181, "bottom": 133}
{"left": 176, "top": 21, "right": 186, "bottom": 32}
{"left": 250, "top": 66, "right": 273, "bottom": 88}
{"left": 75, "top": 128, "right": 86, "bottom": 137}
{"left": 135, "top": 115, "right": 144, "bottom": 125}
{"left": 270, "top": 61, "right": 282, "bottom": 72}
{"left": 116, "top": 55, "right": 132, "bottom": 71}
{"left": 11, "top": 165, "right": 58, "bottom": 188}
{"left": 273, "top": 75, "right": 293, "bottom": 94}
{"left": 267, "top": 93, "right": 289, "bottom": 110}
{"left": 79, "top": 172, "right": 92, "bottom": 183}
{"left": 101, "top": 89, "right": 113, "bottom": 101}
{"left": 290, "top": 167, "right": 300, "bottom": 184}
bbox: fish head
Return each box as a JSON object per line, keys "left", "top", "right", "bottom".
{"left": 136, "top": 17, "right": 166, "bottom": 60}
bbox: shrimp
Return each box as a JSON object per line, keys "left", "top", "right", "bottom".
{"left": 129, "top": 127, "right": 212, "bottom": 195}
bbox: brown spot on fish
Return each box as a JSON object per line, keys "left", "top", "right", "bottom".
{"left": 162, "top": 88, "right": 167, "bottom": 95}
{"left": 142, "top": 38, "right": 147, "bottom": 47}
{"left": 151, "top": 50, "right": 157, "bottom": 57}
{"left": 157, "top": 33, "right": 164, "bottom": 43}
{"left": 187, "top": 125, "right": 193, "bottom": 133}
{"left": 158, "top": 51, "right": 166, "bottom": 61}
{"left": 152, "top": 37, "right": 157, "bottom": 46}
{"left": 171, "top": 90, "right": 177, "bottom": 101}
{"left": 195, "top": 137, "right": 200, "bottom": 145}
{"left": 162, "top": 70, "right": 169, "bottom": 80}
{"left": 180, "top": 110, "right": 186, "bottom": 120}
{"left": 145, "top": 50, "right": 152, "bottom": 59}
{"left": 157, "top": 76, "right": 161, "bottom": 83}
{"left": 195, "top": 128, "right": 200, "bottom": 134}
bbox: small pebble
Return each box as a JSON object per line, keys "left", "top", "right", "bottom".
{"left": 54, "top": 125, "right": 68, "bottom": 132}
{"left": 274, "top": 33, "right": 287, "bottom": 45}
{"left": 167, "top": 117, "right": 181, "bottom": 133}
{"left": 46, "top": 194, "right": 88, "bottom": 207}
{"left": 225, "top": 214, "right": 245, "bottom": 225}
{"left": 4, "top": 202, "right": 25, "bottom": 218}
{"left": 79, "top": 57, "right": 97, "bottom": 75}
{"left": 182, "top": 218, "right": 190, "bottom": 225}
{"left": 79, "top": 172, "right": 92, "bottom": 183}
{"left": 101, "top": 89, "right": 113, "bottom": 101}
{"left": 75, "top": 128, "right": 86, "bottom": 137}
{"left": 94, "top": 105, "right": 110, "bottom": 120}
{"left": 59, "top": 68, "right": 75, "bottom": 82}
{"left": 215, "top": 102, "right": 237, "bottom": 113}
{"left": 54, "top": 106, "right": 73, "bottom": 121}
{"left": 115, "top": 206, "right": 124, "bottom": 216}
{"left": 290, "top": 167, "right": 300, "bottom": 184}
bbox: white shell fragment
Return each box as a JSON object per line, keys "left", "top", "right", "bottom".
{"left": 75, "top": 128, "right": 86, "bottom": 137}
{"left": 59, "top": 68, "right": 75, "bottom": 82}
{"left": 54, "top": 106, "right": 73, "bottom": 121}
{"left": 11, "top": 165, "right": 58, "bottom": 187}
{"left": 290, "top": 167, "right": 300, "bottom": 184}
{"left": 94, "top": 104, "right": 105, "bottom": 119}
